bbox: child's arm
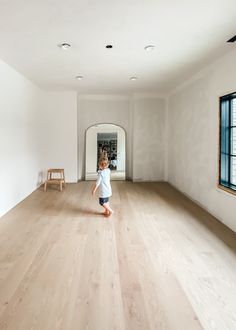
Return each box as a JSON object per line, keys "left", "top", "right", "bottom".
{"left": 92, "top": 172, "right": 101, "bottom": 195}
{"left": 92, "top": 183, "right": 98, "bottom": 195}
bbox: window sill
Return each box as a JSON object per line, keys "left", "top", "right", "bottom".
{"left": 217, "top": 184, "right": 236, "bottom": 197}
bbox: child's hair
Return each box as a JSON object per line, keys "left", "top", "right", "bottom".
{"left": 99, "top": 157, "right": 109, "bottom": 167}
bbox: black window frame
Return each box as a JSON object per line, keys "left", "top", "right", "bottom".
{"left": 219, "top": 91, "right": 236, "bottom": 194}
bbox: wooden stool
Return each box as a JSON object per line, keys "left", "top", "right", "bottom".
{"left": 44, "top": 169, "right": 66, "bottom": 191}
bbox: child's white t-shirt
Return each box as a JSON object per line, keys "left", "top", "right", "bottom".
{"left": 96, "top": 168, "right": 112, "bottom": 198}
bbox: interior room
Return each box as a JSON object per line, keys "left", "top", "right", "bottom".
{"left": 0, "top": 1, "right": 236, "bottom": 329}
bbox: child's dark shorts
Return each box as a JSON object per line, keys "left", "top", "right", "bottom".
{"left": 99, "top": 197, "right": 109, "bottom": 205}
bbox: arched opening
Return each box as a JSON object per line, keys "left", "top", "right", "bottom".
{"left": 85, "top": 123, "right": 126, "bottom": 180}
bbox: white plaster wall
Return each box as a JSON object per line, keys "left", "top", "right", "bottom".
{"left": 86, "top": 128, "right": 97, "bottom": 174}
{"left": 78, "top": 94, "right": 167, "bottom": 181}
{"left": 42, "top": 92, "right": 77, "bottom": 182}
{"left": 168, "top": 47, "right": 236, "bottom": 232}
{"left": 0, "top": 58, "right": 78, "bottom": 218}
{"left": 0, "top": 58, "right": 44, "bottom": 217}
{"left": 77, "top": 95, "right": 132, "bottom": 180}
{"left": 133, "top": 97, "right": 166, "bottom": 181}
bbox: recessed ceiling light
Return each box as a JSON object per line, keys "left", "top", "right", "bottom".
{"left": 106, "top": 44, "right": 113, "bottom": 49}
{"left": 75, "top": 75, "right": 84, "bottom": 80}
{"left": 144, "top": 45, "right": 155, "bottom": 51}
{"left": 130, "top": 76, "right": 138, "bottom": 81}
{"left": 59, "top": 43, "right": 71, "bottom": 50}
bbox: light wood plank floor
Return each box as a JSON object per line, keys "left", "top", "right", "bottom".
{"left": 0, "top": 182, "right": 236, "bottom": 330}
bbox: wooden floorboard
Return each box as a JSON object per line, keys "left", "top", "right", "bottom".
{"left": 0, "top": 182, "right": 236, "bottom": 330}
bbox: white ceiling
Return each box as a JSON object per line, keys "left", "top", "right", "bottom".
{"left": 0, "top": 0, "right": 235, "bottom": 95}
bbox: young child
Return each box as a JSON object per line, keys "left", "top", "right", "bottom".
{"left": 92, "top": 157, "right": 114, "bottom": 216}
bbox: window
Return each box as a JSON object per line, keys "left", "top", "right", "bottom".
{"left": 219, "top": 92, "right": 236, "bottom": 193}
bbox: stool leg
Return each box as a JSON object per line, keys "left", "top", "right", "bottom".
{"left": 63, "top": 170, "right": 65, "bottom": 186}
{"left": 60, "top": 181, "right": 62, "bottom": 191}
{"left": 44, "top": 182, "right": 47, "bottom": 191}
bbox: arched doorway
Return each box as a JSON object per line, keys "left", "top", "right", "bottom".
{"left": 85, "top": 123, "right": 126, "bottom": 180}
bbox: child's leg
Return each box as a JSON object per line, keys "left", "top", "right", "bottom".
{"left": 99, "top": 198, "right": 108, "bottom": 215}
{"left": 102, "top": 205, "right": 109, "bottom": 215}
{"left": 103, "top": 202, "right": 114, "bottom": 215}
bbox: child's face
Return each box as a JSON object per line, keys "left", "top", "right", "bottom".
{"left": 99, "top": 161, "right": 108, "bottom": 170}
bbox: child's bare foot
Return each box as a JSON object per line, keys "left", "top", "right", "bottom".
{"left": 103, "top": 211, "right": 109, "bottom": 216}
{"left": 107, "top": 209, "right": 114, "bottom": 216}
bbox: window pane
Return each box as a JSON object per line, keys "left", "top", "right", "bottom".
{"left": 231, "top": 127, "right": 236, "bottom": 156}
{"left": 230, "top": 156, "right": 236, "bottom": 186}
{"left": 221, "top": 100, "right": 229, "bottom": 155}
{"left": 219, "top": 96, "right": 236, "bottom": 190}
{"left": 220, "top": 99, "right": 230, "bottom": 186}
{"left": 231, "top": 98, "right": 236, "bottom": 126}
{"left": 221, "top": 153, "right": 229, "bottom": 184}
